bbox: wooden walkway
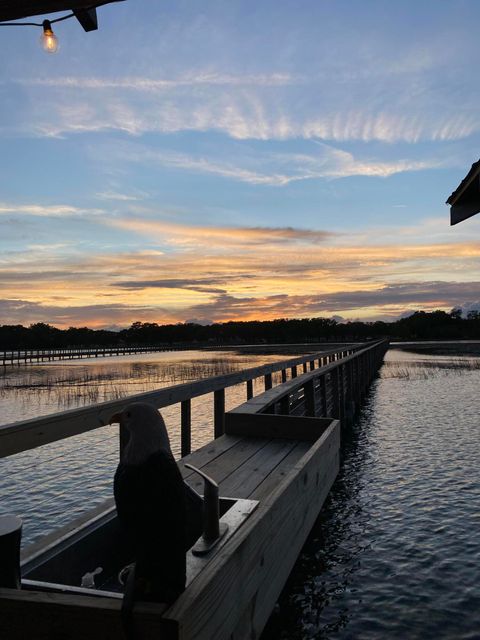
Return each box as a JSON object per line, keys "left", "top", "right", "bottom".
{"left": 180, "top": 433, "right": 312, "bottom": 502}
{"left": 1, "top": 345, "right": 188, "bottom": 367}
{"left": 0, "top": 339, "right": 388, "bottom": 640}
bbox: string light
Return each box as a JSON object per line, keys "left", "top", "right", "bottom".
{"left": 41, "top": 20, "right": 58, "bottom": 53}
{"left": 0, "top": 1, "right": 124, "bottom": 50}
{"left": 0, "top": 11, "right": 74, "bottom": 54}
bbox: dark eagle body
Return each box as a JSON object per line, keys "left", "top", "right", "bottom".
{"left": 111, "top": 402, "right": 202, "bottom": 606}
{"left": 114, "top": 449, "right": 187, "bottom": 604}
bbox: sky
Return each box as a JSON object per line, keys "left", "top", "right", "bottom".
{"left": 1, "top": 0, "right": 480, "bottom": 329}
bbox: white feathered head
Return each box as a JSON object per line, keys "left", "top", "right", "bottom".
{"left": 111, "top": 402, "right": 172, "bottom": 465}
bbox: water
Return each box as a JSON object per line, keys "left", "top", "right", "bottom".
{"left": 2, "top": 344, "right": 480, "bottom": 638}
{"left": 263, "top": 346, "right": 480, "bottom": 639}
{"left": 0, "top": 346, "right": 310, "bottom": 544}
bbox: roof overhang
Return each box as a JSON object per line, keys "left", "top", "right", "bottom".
{"left": 0, "top": 1, "right": 124, "bottom": 32}
{"left": 446, "top": 159, "right": 480, "bottom": 225}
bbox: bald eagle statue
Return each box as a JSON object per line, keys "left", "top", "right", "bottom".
{"left": 112, "top": 402, "right": 202, "bottom": 605}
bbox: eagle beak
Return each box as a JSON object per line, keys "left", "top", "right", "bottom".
{"left": 109, "top": 412, "right": 123, "bottom": 424}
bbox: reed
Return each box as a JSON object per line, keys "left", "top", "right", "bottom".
{"left": 382, "top": 357, "right": 480, "bottom": 380}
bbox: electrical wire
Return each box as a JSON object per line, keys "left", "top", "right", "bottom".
{"left": 0, "top": 12, "right": 74, "bottom": 27}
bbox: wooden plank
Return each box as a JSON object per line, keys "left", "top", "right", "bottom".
{"left": 225, "top": 412, "right": 332, "bottom": 441}
{"left": 181, "top": 437, "right": 270, "bottom": 495}
{"left": 219, "top": 439, "right": 297, "bottom": 499}
{"left": 0, "top": 587, "right": 177, "bottom": 640}
{"left": 239, "top": 459, "right": 340, "bottom": 639}
{"left": 250, "top": 441, "right": 311, "bottom": 501}
{"left": 178, "top": 434, "right": 243, "bottom": 480}
{"left": 165, "top": 420, "right": 340, "bottom": 640}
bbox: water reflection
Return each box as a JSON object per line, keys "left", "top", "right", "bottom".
{"left": 263, "top": 347, "right": 480, "bottom": 639}
{"left": 0, "top": 347, "right": 309, "bottom": 545}
{"left": 0, "top": 349, "right": 299, "bottom": 424}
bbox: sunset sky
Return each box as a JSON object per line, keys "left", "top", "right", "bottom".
{"left": 1, "top": 0, "right": 480, "bottom": 329}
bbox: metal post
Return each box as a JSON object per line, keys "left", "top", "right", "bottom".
{"left": 181, "top": 399, "right": 191, "bottom": 457}
{"left": 214, "top": 389, "right": 225, "bottom": 438}
{"left": 0, "top": 515, "right": 22, "bottom": 589}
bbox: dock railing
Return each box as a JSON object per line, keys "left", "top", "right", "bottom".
{"left": 0, "top": 340, "right": 388, "bottom": 461}
{"left": 1, "top": 344, "right": 194, "bottom": 367}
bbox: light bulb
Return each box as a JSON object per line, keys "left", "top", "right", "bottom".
{"left": 41, "top": 20, "right": 58, "bottom": 53}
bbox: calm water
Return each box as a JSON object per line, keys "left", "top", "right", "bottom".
{"left": 263, "top": 346, "right": 480, "bottom": 640}
{"left": 2, "top": 345, "right": 480, "bottom": 639}
{"left": 0, "top": 346, "right": 311, "bottom": 544}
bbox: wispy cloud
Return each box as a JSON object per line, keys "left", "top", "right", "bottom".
{"left": 0, "top": 203, "right": 105, "bottom": 217}
{"left": 21, "top": 73, "right": 297, "bottom": 90}
{"left": 106, "top": 218, "right": 335, "bottom": 248}
{"left": 10, "top": 65, "right": 480, "bottom": 143}
{"left": 95, "top": 190, "right": 148, "bottom": 202}
{"left": 175, "top": 281, "right": 480, "bottom": 323}
{"left": 108, "top": 142, "right": 442, "bottom": 187}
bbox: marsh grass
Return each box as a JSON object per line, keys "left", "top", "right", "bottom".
{"left": 382, "top": 357, "right": 480, "bottom": 380}
{"left": 0, "top": 359, "right": 244, "bottom": 410}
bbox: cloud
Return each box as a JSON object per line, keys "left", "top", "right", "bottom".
{"left": 11, "top": 62, "right": 480, "bottom": 143}
{"left": 107, "top": 141, "right": 441, "bottom": 187}
{"left": 175, "top": 281, "right": 480, "bottom": 323}
{"left": 22, "top": 73, "right": 297, "bottom": 91}
{"left": 0, "top": 298, "right": 173, "bottom": 329}
{"left": 0, "top": 203, "right": 105, "bottom": 217}
{"left": 95, "top": 191, "right": 147, "bottom": 202}
{"left": 114, "top": 277, "right": 228, "bottom": 295}
{"left": 107, "top": 218, "right": 335, "bottom": 248}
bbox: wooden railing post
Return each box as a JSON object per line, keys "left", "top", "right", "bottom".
{"left": 319, "top": 374, "right": 327, "bottom": 416}
{"left": 279, "top": 394, "right": 290, "bottom": 415}
{"left": 247, "top": 379, "right": 253, "bottom": 400}
{"left": 181, "top": 399, "right": 191, "bottom": 457}
{"left": 214, "top": 389, "right": 225, "bottom": 438}
{"left": 291, "top": 365, "right": 297, "bottom": 378}
{"left": 264, "top": 373, "right": 273, "bottom": 391}
{"left": 304, "top": 380, "right": 315, "bottom": 417}
{"left": 281, "top": 369, "right": 287, "bottom": 383}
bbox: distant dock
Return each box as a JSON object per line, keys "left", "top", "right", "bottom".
{"left": 1, "top": 345, "right": 186, "bottom": 367}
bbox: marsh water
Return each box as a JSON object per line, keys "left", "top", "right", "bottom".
{"left": 264, "top": 344, "right": 480, "bottom": 640}
{"left": 1, "top": 344, "right": 480, "bottom": 639}
{"left": 0, "top": 346, "right": 311, "bottom": 544}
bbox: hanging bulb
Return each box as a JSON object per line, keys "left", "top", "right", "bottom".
{"left": 41, "top": 20, "right": 58, "bottom": 53}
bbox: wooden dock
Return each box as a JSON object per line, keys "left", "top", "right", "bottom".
{"left": 1, "top": 345, "right": 190, "bottom": 367}
{"left": 0, "top": 339, "right": 388, "bottom": 639}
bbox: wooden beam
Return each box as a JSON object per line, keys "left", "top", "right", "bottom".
{"left": 73, "top": 7, "right": 97, "bottom": 31}
{"left": 225, "top": 412, "right": 334, "bottom": 441}
{"left": 0, "top": 1, "right": 122, "bottom": 23}
{"left": 165, "top": 421, "right": 340, "bottom": 640}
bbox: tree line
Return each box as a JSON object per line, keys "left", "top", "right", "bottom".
{"left": 1, "top": 309, "right": 480, "bottom": 350}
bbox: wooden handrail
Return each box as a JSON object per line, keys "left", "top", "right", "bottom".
{"left": 0, "top": 342, "right": 386, "bottom": 459}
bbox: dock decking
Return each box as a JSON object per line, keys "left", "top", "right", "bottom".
{"left": 0, "top": 340, "right": 388, "bottom": 640}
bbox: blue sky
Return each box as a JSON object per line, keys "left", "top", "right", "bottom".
{"left": 1, "top": 0, "right": 479, "bottom": 328}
